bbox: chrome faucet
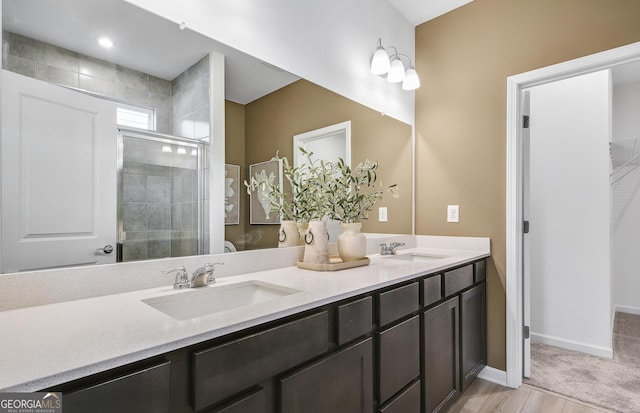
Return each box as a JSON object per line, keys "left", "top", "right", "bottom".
{"left": 190, "top": 263, "right": 223, "bottom": 287}
{"left": 380, "top": 242, "right": 406, "bottom": 255}
{"left": 162, "top": 263, "right": 224, "bottom": 289}
{"left": 162, "top": 266, "right": 190, "bottom": 289}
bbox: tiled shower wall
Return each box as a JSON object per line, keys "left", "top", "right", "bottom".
{"left": 171, "top": 55, "right": 210, "bottom": 141}
{"left": 2, "top": 31, "right": 172, "bottom": 134}
{"left": 122, "top": 137, "right": 200, "bottom": 261}
{"left": 172, "top": 55, "right": 211, "bottom": 252}
{"left": 3, "top": 31, "right": 212, "bottom": 260}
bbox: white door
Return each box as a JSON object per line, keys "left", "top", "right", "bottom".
{"left": 521, "top": 90, "right": 531, "bottom": 378}
{"left": 1, "top": 70, "right": 118, "bottom": 272}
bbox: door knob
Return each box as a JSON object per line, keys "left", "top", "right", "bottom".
{"left": 97, "top": 245, "right": 114, "bottom": 254}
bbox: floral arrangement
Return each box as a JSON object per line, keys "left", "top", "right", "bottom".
{"left": 245, "top": 148, "right": 397, "bottom": 224}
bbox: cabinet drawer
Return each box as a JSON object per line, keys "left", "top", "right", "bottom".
{"left": 378, "top": 282, "right": 419, "bottom": 326}
{"left": 379, "top": 315, "right": 420, "bottom": 403}
{"left": 379, "top": 381, "right": 421, "bottom": 413}
{"left": 337, "top": 296, "right": 373, "bottom": 345}
{"left": 443, "top": 265, "right": 473, "bottom": 297}
{"left": 475, "top": 260, "right": 486, "bottom": 282}
{"left": 280, "top": 338, "right": 373, "bottom": 413}
{"left": 211, "top": 387, "right": 266, "bottom": 413}
{"left": 62, "top": 360, "right": 170, "bottom": 413}
{"left": 422, "top": 275, "right": 442, "bottom": 306}
{"left": 192, "top": 311, "right": 329, "bottom": 411}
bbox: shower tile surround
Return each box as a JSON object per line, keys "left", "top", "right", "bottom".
{"left": 171, "top": 55, "right": 212, "bottom": 252}
{"left": 3, "top": 31, "right": 212, "bottom": 261}
{"left": 123, "top": 137, "right": 200, "bottom": 261}
{"left": 2, "top": 31, "right": 172, "bottom": 134}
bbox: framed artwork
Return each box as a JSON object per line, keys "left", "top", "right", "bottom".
{"left": 249, "top": 159, "right": 283, "bottom": 225}
{"left": 224, "top": 164, "right": 240, "bottom": 225}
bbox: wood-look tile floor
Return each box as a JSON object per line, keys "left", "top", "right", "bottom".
{"left": 445, "top": 379, "right": 616, "bottom": 413}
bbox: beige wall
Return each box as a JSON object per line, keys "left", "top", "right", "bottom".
{"left": 243, "top": 79, "right": 413, "bottom": 249}
{"left": 415, "top": 0, "right": 640, "bottom": 370}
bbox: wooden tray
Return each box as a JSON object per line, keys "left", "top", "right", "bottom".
{"left": 296, "top": 257, "right": 370, "bottom": 272}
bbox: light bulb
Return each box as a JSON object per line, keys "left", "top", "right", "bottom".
{"left": 402, "top": 67, "right": 420, "bottom": 90}
{"left": 98, "top": 37, "right": 113, "bottom": 48}
{"left": 386, "top": 58, "right": 405, "bottom": 83}
{"left": 191, "top": 149, "right": 197, "bottom": 156}
{"left": 370, "top": 47, "right": 390, "bottom": 75}
{"left": 161, "top": 145, "right": 172, "bottom": 153}
{"left": 177, "top": 146, "right": 187, "bottom": 155}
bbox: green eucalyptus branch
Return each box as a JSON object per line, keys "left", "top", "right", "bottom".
{"left": 244, "top": 147, "right": 398, "bottom": 224}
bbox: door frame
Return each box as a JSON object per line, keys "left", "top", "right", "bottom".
{"left": 505, "top": 41, "right": 640, "bottom": 388}
{"left": 292, "top": 120, "right": 351, "bottom": 168}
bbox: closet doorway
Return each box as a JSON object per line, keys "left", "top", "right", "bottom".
{"left": 505, "top": 41, "right": 640, "bottom": 389}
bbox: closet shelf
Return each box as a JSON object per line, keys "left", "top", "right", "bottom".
{"left": 610, "top": 137, "right": 640, "bottom": 185}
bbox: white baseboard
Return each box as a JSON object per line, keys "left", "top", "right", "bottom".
{"left": 614, "top": 305, "right": 640, "bottom": 316}
{"left": 477, "top": 366, "right": 508, "bottom": 387}
{"left": 531, "top": 332, "right": 613, "bottom": 359}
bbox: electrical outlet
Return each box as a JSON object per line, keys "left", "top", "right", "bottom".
{"left": 447, "top": 205, "right": 459, "bottom": 223}
{"left": 378, "top": 207, "right": 388, "bottom": 222}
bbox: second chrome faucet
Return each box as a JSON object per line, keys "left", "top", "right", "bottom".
{"left": 163, "top": 263, "right": 223, "bottom": 290}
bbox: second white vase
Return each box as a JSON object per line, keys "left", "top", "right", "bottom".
{"left": 303, "top": 220, "right": 329, "bottom": 264}
{"left": 338, "top": 222, "right": 367, "bottom": 262}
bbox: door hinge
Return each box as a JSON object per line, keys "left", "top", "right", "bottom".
{"left": 524, "top": 326, "right": 530, "bottom": 339}
{"left": 523, "top": 221, "right": 530, "bottom": 234}
{"left": 523, "top": 115, "right": 530, "bottom": 129}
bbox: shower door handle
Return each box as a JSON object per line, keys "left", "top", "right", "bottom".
{"left": 97, "top": 245, "right": 114, "bottom": 254}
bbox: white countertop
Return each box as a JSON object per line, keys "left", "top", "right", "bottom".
{"left": 0, "top": 244, "right": 489, "bottom": 392}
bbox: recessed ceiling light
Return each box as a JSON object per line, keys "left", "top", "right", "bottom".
{"left": 98, "top": 37, "right": 113, "bottom": 49}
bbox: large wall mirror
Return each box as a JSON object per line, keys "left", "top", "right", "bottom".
{"left": 0, "top": 0, "right": 412, "bottom": 273}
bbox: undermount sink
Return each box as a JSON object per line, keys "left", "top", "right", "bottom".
{"left": 142, "top": 281, "right": 301, "bottom": 321}
{"left": 385, "top": 253, "right": 451, "bottom": 263}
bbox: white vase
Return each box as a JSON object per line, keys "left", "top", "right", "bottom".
{"left": 303, "top": 220, "right": 329, "bottom": 264}
{"left": 278, "top": 220, "right": 299, "bottom": 248}
{"left": 296, "top": 222, "right": 309, "bottom": 246}
{"left": 338, "top": 222, "right": 367, "bottom": 262}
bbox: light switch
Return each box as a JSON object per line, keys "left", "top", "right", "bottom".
{"left": 447, "top": 205, "right": 459, "bottom": 223}
{"left": 378, "top": 207, "right": 388, "bottom": 222}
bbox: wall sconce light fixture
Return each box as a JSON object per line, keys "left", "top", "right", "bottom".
{"left": 370, "top": 38, "right": 420, "bottom": 91}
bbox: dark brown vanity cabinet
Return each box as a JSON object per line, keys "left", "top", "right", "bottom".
{"left": 58, "top": 360, "right": 171, "bottom": 413}
{"left": 423, "top": 296, "right": 460, "bottom": 413}
{"left": 377, "top": 282, "right": 420, "bottom": 409}
{"left": 192, "top": 311, "right": 330, "bottom": 411}
{"left": 43, "top": 258, "right": 487, "bottom": 413}
{"left": 460, "top": 283, "right": 486, "bottom": 391}
{"left": 279, "top": 338, "right": 373, "bottom": 413}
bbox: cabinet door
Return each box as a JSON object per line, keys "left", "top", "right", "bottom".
{"left": 279, "top": 338, "right": 373, "bottom": 413}
{"left": 379, "top": 315, "right": 420, "bottom": 403}
{"left": 192, "top": 311, "right": 329, "bottom": 410}
{"left": 423, "top": 296, "right": 459, "bottom": 413}
{"left": 460, "top": 283, "right": 486, "bottom": 391}
{"left": 62, "top": 361, "right": 170, "bottom": 413}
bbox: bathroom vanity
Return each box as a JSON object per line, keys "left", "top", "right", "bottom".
{"left": 0, "top": 236, "right": 489, "bottom": 413}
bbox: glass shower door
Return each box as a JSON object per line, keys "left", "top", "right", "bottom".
{"left": 118, "top": 129, "right": 208, "bottom": 262}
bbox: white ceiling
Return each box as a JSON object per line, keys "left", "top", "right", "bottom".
{"left": 387, "top": 0, "right": 474, "bottom": 26}
{"left": 8, "top": 0, "right": 633, "bottom": 105}
{"left": 2, "top": 0, "right": 299, "bottom": 105}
